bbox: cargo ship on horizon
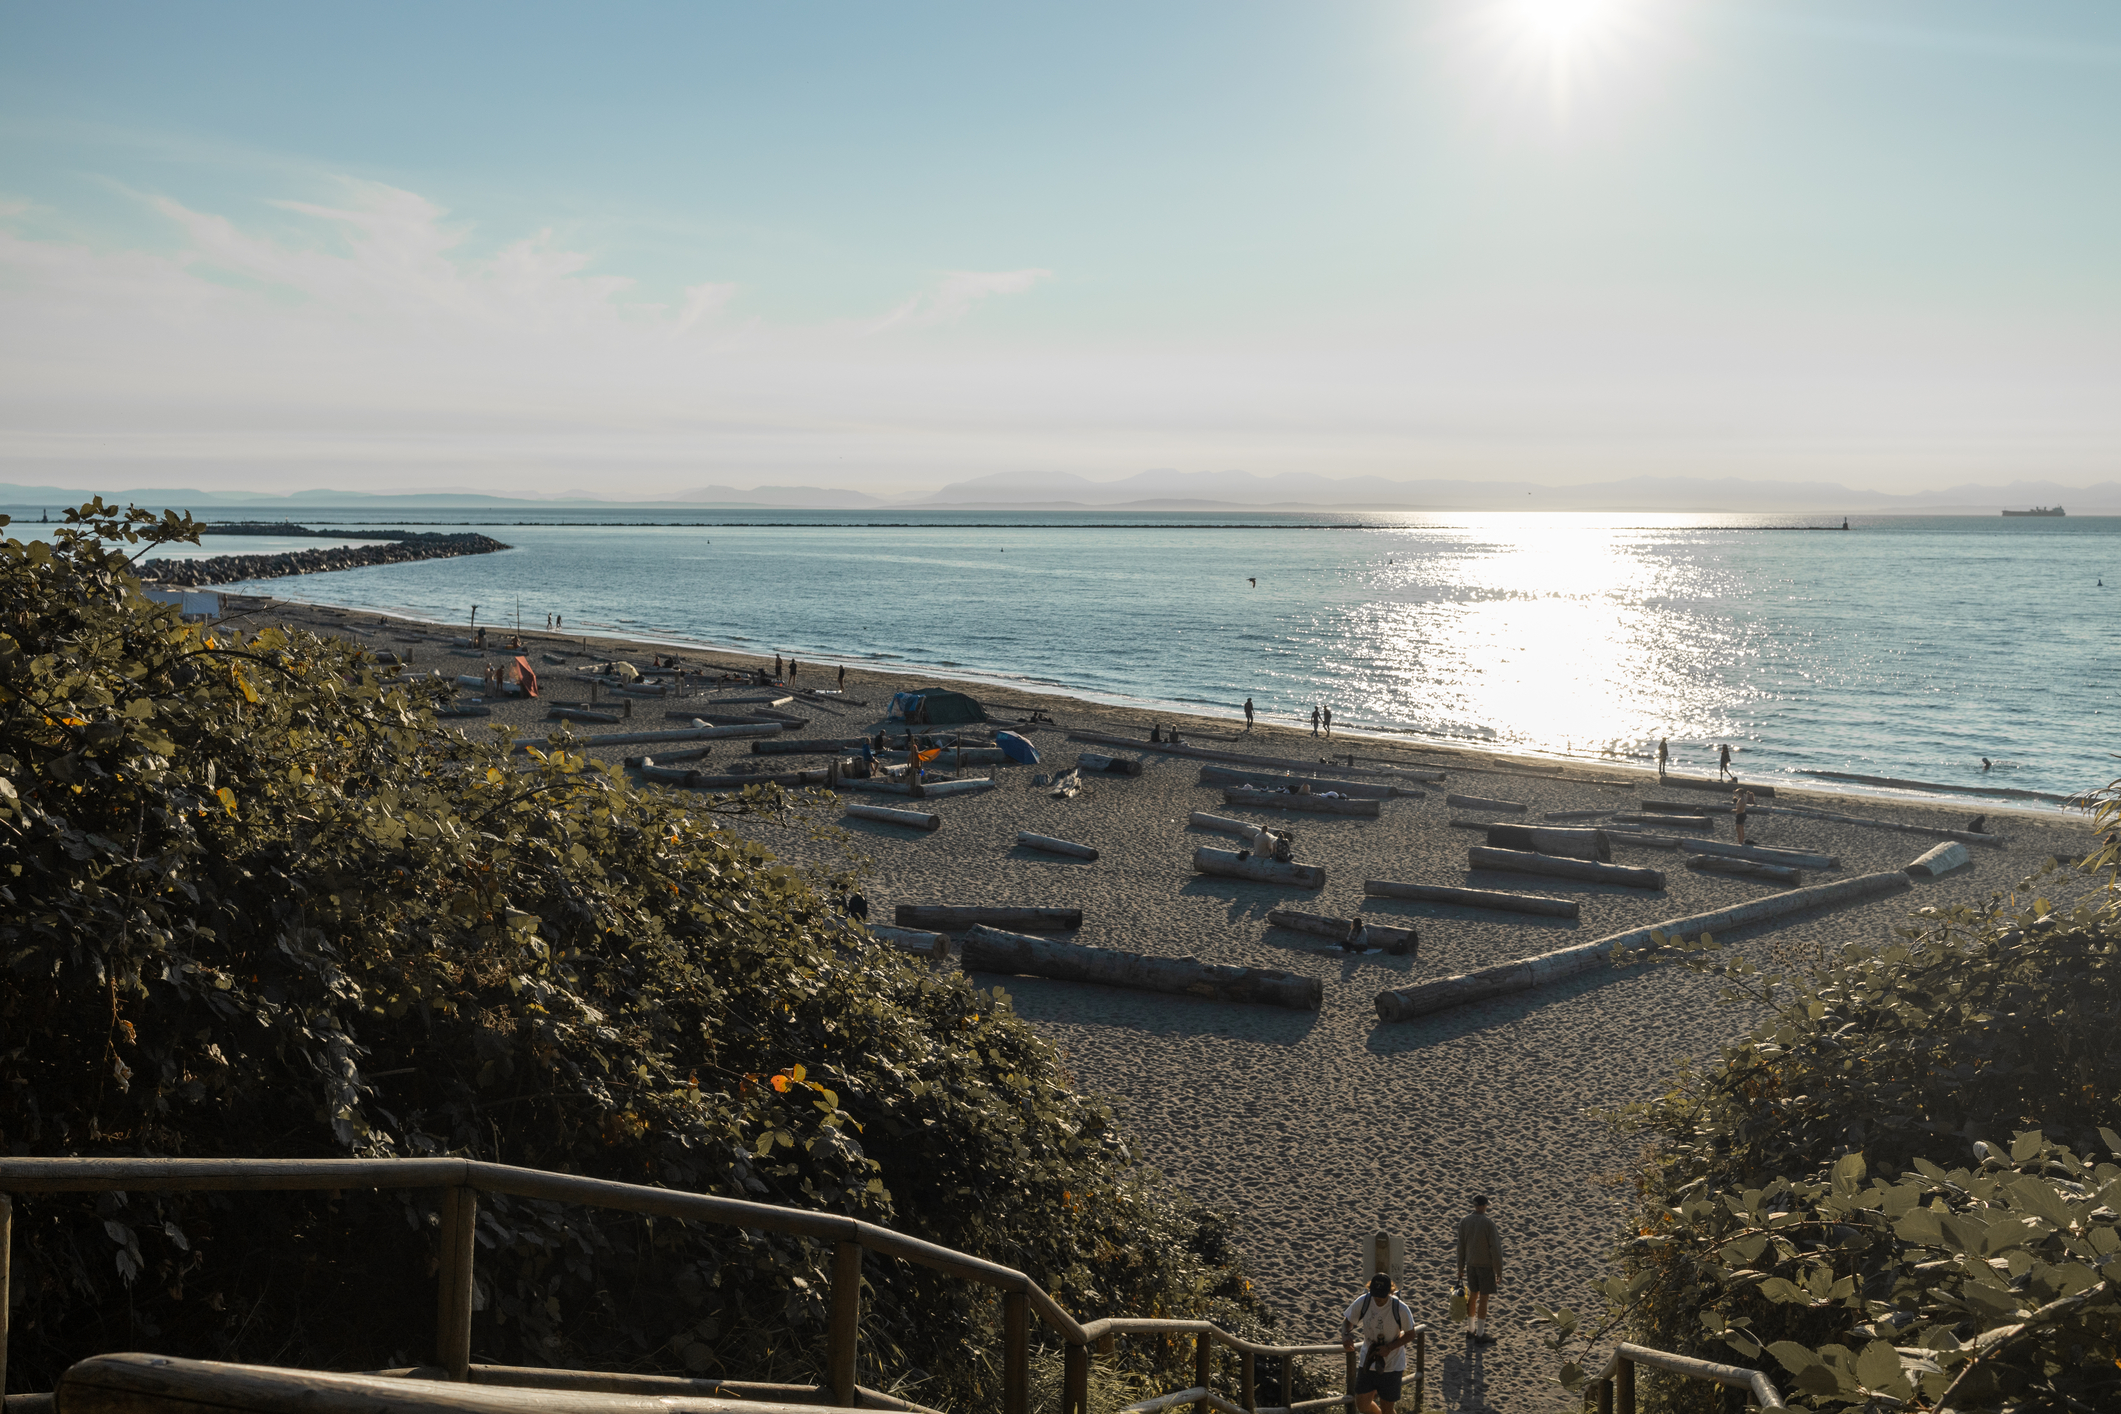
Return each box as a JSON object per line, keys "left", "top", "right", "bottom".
{"left": 2001, "top": 506, "right": 2065, "bottom": 516}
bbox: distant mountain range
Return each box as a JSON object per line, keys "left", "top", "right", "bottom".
{"left": 3, "top": 473, "right": 2117, "bottom": 515}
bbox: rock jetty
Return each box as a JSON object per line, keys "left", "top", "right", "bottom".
{"left": 146, "top": 529, "right": 509, "bottom": 587}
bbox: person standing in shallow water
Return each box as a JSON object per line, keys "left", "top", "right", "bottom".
{"left": 1718, "top": 743, "right": 1733, "bottom": 779}
{"left": 1657, "top": 737, "right": 1670, "bottom": 779}
{"left": 1457, "top": 1195, "right": 1504, "bottom": 1344}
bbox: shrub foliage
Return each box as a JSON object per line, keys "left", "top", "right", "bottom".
{"left": 0, "top": 504, "right": 1276, "bottom": 1403}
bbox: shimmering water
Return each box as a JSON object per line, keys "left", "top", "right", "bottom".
{"left": 101, "top": 510, "right": 2121, "bottom": 804}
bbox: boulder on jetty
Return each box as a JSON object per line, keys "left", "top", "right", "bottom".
{"left": 142, "top": 528, "right": 509, "bottom": 587}
{"left": 961, "top": 926, "right": 1323, "bottom": 1009}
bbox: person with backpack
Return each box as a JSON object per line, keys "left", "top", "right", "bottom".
{"left": 1340, "top": 1272, "right": 1417, "bottom": 1414}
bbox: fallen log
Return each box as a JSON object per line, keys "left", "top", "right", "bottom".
{"left": 1603, "top": 830, "right": 1686, "bottom": 851}
{"left": 1765, "top": 804, "right": 2003, "bottom": 846}
{"left": 1374, "top": 870, "right": 1913, "bottom": 1021}
{"left": 718, "top": 694, "right": 796, "bottom": 708}
{"left": 836, "top": 776, "right": 923, "bottom": 797}
{"left": 1188, "top": 810, "right": 1267, "bottom": 837}
{"left": 1467, "top": 846, "right": 1665, "bottom": 890}
{"left": 1017, "top": 831, "right": 1099, "bottom": 861}
{"left": 845, "top": 803, "right": 941, "bottom": 831}
{"left": 1192, "top": 846, "right": 1326, "bottom": 889}
{"left": 1544, "top": 809, "right": 1616, "bottom": 822}
{"left": 1640, "top": 799, "right": 1729, "bottom": 814}
{"left": 1066, "top": 730, "right": 1444, "bottom": 783}
{"left": 1687, "top": 856, "right": 1804, "bottom": 886}
{"left": 513, "top": 723, "right": 780, "bottom": 753}
{"left": 1198, "top": 766, "right": 1401, "bottom": 800}
{"left": 1446, "top": 792, "right": 1526, "bottom": 814}
{"left": 1266, "top": 910, "right": 1417, "bottom": 954}
{"left": 663, "top": 710, "right": 789, "bottom": 725}
{"left": 869, "top": 924, "right": 948, "bottom": 958}
{"left": 1220, "top": 789, "right": 1380, "bottom": 817}
{"left": 1905, "top": 840, "right": 1971, "bottom": 876}
{"left": 1611, "top": 812, "right": 1712, "bottom": 830}
{"left": 637, "top": 765, "right": 830, "bottom": 790}
{"left": 962, "top": 926, "right": 1323, "bottom": 1010}
{"left": 1361, "top": 879, "right": 1579, "bottom": 919}
{"left": 1077, "top": 752, "right": 1144, "bottom": 775}
{"left": 753, "top": 737, "right": 871, "bottom": 755}
{"left": 895, "top": 905, "right": 1082, "bottom": 932}
{"left": 622, "top": 746, "right": 714, "bottom": 767}
{"left": 919, "top": 777, "right": 995, "bottom": 798}
{"left": 1680, "top": 837, "right": 1837, "bottom": 870}
{"left": 1658, "top": 774, "right": 1776, "bottom": 797}
{"left": 1486, "top": 824, "right": 1611, "bottom": 862}
{"left": 548, "top": 708, "right": 621, "bottom": 724}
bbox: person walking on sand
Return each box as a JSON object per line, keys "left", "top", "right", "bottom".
{"left": 774, "top": 653, "right": 783, "bottom": 679}
{"left": 1322, "top": 705, "right": 1333, "bottom": 739}
{"left": 1732, "top": 787, "right": 1755, "bottom": 846}
{"left": 1457, "top": 1195, "right": 1504, "bottom": 1344}
{"left": 838, "top": 664, "right": 846, "bottom": 689}
{"left": 1657, "top": 737, "right": 1669, "bottom": 780}
{"left": 1244, "top": 698, "right": 1255, "bottom": 731}
{"left": 1311, "top": 706, "right": 1321, "bottom": 737}
{"left": 1341, "top": 1272, "right": 1418, "bottom": 1414}
{"left": 1718, "top": 743, "right": 1732, "bottom": 780}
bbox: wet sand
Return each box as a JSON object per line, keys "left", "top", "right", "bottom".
{"left": 253, "top": 597, "right": 2100, "bottom": 1413}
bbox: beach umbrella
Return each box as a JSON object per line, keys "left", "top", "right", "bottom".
{"left": 995, "top": 731, "right": 1041, "bottom": 765}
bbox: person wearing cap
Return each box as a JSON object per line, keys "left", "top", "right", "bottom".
{"left": 1456, "top": 1195, "right": 1504, "bottom": 1344}
{"left": 1340, "top": 1272, "right": 1417, "bottom": 1414}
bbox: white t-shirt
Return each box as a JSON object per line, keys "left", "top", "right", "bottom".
{"left": 1343, "top": 1293, "right": 1414, "bottom": 1374}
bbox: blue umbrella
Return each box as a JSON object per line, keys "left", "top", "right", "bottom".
{"left": 995, "top": 731, "right": 1041, "bottom": 765}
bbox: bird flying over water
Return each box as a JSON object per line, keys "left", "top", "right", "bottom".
{"left": 1248, "top": 577, "right": 1256, "bottom": 587}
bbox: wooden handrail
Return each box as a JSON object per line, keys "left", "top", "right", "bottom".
{"left": 0, "top": 1157, "right": 1354, "bottom": 1414}
{"left": 1587, "top": 1342, "right": 1785, "bottom": 1412}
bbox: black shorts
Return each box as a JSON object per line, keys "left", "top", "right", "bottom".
{"left": 1466, "top": 1265, "right": 1497, "bottom": 1295}
{"left": 1354, "top": 1368, "right": 1403, "bottom": 1403}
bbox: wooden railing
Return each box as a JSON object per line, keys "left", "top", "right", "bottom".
{"left": 0, "top": 1158, "right": 1357, "bottom": 1414}
{"left": 1587, "top": 1343, "right": 1785, "bottom": 1412}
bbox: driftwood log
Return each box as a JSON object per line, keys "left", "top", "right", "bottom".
{"left": 623, "top": 746, "right": 713, "bottom": 767}
{"left": 1065, "top": 730, "right": 1444, "bottom": 783}
{"left": 1640, "top": 798, "right": 1728, "bottom": 814}
{"left": 1361, "top": 879, "right": 1579, "bottom": 919}
{"left": 1017, "top": 831, "right": 1099, "bottom": 860}
{"left": 1375, "top": 871, "right": 1913, "bottom": 1021}
{"left": 1544, "top": 809, "right": 1616, "bottom": 822}
{"left": 869, "top": 925, "right": 949, "bottom": 958}
{"left": 1445, "top": 793, "right": 1526, "bottom": 814}
{"left": 1266, "top": 910, "right": 1417, "bottom": 954}
{"left": 1077, "top": 752, "right": 1144, "bottom": 775}
{"left": 961, "top": 926, "right": 1323, "bottom": 1010}
{"left": 836, "top": 776, "right": 922, "bottom": 797}
{"left": 1657, "top": 774, "right": 1776, "bottom": 797}
{"left": 515, "top": 723, "right": 778, "bottom": 753}
{"left": 1612, "top": 812, "right": 1712, "bottom": 830}
{"left": 844, "top": 803, "right": 941, "bottom": 831}
{"left": 1687, "top": 856, "right": 1804, "bottom": 886}
{"left": 1188, "top": 810, "right": 1267, "bottom": 837}
{"left": 637, "top": 765, "right": 830, "bottom": 790}
{"left": 1196, "top": 766, "right": 1402, "bottom": 799}
{"left": 1467, "top": 846, "right": 1665, "bottom": 890}
{"left": 894, "top": 905, "right": 1082, "bottom": 932}
{"left": 1485, "top": 824, "right": 1611, "bottom": 862}
{"left": 1767, "top": 804, "right": 2003, "bottom": 846}
{"left": 1905, "top": 840, "right": 1971, "bottom": 876}
{"left": 1192, "top": 846, "right": 1325, "bottom": 889}
{"left": 919, "top": 778, "right": 995, "bottom": 798}
{"left": 1220, "top": 789, "right": 1380, "bottom": 817}
{"left": 1676, "top": 837, "right": 1837, "bottom": 869}
{"left": 753, "top": 737, "right": 870, "bottom": 755}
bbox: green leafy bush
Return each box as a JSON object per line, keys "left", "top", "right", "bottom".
{"left": 0, "top": 504, "right": 1278, "bottom": 1404}
{"left": 1539, "top": 863, "right": 2121, "bottom": 1411}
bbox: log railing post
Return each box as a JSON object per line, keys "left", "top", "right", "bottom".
{"left": 1596, "top": 1375, "right": 1613, "bottom": 1414}
{"left": 1344, "top": 1346, "right": 1356, "bottom": 1411}
{"left": 1097, "top": 1333, "right": 1115, "bottom": 1357}
{"left": 1240, "top": 1350, "right": 1256, "bottom": 1412}
{"left": 827, "top": 1240, "right": 862, "bottom": 1406}
{"left": 1411, "top": 1329, "right": 1424, "bottom": 1414}
{"left": 1002, "top": 1290, "right": 1029, "bottom": 1414}
{"left": 1616, "top": 1356, "right": 1636, "bottom": 1414}
{"left": 1, "top": 1192, "right": 12, "bottom": 1399}
{"left": 435, "top": 1186, "right": 477, "bottom": 1380}
{"left": 1193, "top": 1332, "right": 1212, "bottom": 1414}
{"left": 1063, "top": 1342, "right": 1089, "bottom": 1414}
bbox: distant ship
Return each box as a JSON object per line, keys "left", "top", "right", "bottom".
{"left": 2002, "top": 506, "right": 2065, "bottom": 517}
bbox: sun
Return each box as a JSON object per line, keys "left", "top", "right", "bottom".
{"left": 1469, "top": 0, "right": 1659, "bottom": 123}
{"left": 1508, "top": 0, "right": 1627, "bottom": 48}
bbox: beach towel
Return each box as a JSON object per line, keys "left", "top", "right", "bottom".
{"left": 512, "top": 656, "right": 538, "bottom": 698}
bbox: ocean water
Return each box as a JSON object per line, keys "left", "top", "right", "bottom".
{"left": 80, "top": 509, "right": 2121, "bottom": 807}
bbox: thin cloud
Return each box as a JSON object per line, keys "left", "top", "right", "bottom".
{"left": 868, "top": 268, "right": 1053, "bottom": 332}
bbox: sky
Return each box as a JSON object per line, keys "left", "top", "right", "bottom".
{"left": 1, "top": 0, "right": 2117, "bottom": 501}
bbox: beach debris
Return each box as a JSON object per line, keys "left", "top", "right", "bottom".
{"left": 1362, "top": 879, "right": 1579, "bottom": 919}
{"left": 869, "top": 924, "right": 949, "bottom": 958}
{"left": 920, "top": 777, "right": 996, "bottom": 798}
{"left": 1076, "top": 751, "right": 1144, "bottom": 775}
{"left": 1611, "top": 811, "right": 1713, "bottom": 831}
{"left": 894, "top": 905, "right": 1083, "bottom": 933}
{"left": 1219, "top": 787, "right": 1379, "bottom": 817}
{"left": 1686, "top": 855, "right": 1804, "bottom": 886}
{"left": 1191, "top": 845, "right": 1325, "bottom": 889}
{"left": 1196, "top": 765, "right": 1409, "bottom": 799}
{"left": 1373, "top": 870, "right": 1914, "bottom": 1022}
{"left": 1485, "top": 823, "right": 1612, "bottom": 862}
{"left": 546, "top": 708, "right": 622, "bottom": 724}
{"left": 753, "top": 736, "right": 871, "bottom": 755}
{"left": 622, "top": 745, "right": 714, "bottom": 767}
{"left": 1905, "top": 840, "right": 1972, "bottom": 877}
{"left": 1051, "top": 768, "right": 1083, "bottom": 799}
{"left": 845, "top": 803, "right": 942, "bottom": 832}
{"left": 1267, "top": 909, "right": 1417, "bottom": 955}
{"left": 1467, "top": 846, "right": 1665, "bottom": 890}
{"left": 1663, "top": 837, "right": 1835, "bottom": 869}
{"left": 1639, "top": 798, "right": 1726, "bottom": 814}
{"left": 433, "top": 704, "right": 492, "bottom": 718}
{"left": 1767, "top": 803, "right": 2002, "bottom": 846}
{"left": 1444, "top": 792, "right": 1526, "bottom": 814}
{"left": 838, "top": 775, "right": 925, "bottom": 797}
{"left": 1543, "top": 809, "right": 1615, "bottom": 822}
{"left": 1066, "top": 729, "right": 1445, "bottom": 783}
{"left": 1016, "top": 831, "right": 1099, "bottom": 860}
{"left": 636, "top": 764, "right": 831, "bottom": 789}
{"left": 961, "top": 925, "right": 1323, "bottom": 1010}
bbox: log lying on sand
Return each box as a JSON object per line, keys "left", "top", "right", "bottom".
{"left": 1197, "top": 765, "right": 1411, "bottom": 799}
{"left": 895, "top": 905, "right": 1082, "bottom": 932}
{"left": 1544, "top": 809, "right": 1617, "bottom": 822}
{"left": 1603, "top": 830, "right": 1685, "bottom": 851}
{"left": 1682, "top": 837, "right": 1837, "bottom": 870}
{"left": 753, "top": 737, "right": 871, "bottom": 755}
{"left": 1362, "top": 879, "right": 1579, "bottom": 919}
{"left": 1193, "top": 846, "right": 1326, "bottom": 889}
{"left": 1188, "top": 810, "right": 1264, "bottom": 837}
{"left": 1486, "top": 824, "right": 1611, "bottom": 862}
{"left": 1768, "top": 804, "right": 2003, "bottom": 846}
{"left": 1612, "top": 812, "right": 1712, "bottom": 830}
{"left": 837, "top": 773, "right": 921, "bottom": 796}
{"left": 845, "top": 803, "right": 941, "bottom": 831}
{"left": 623, "top": 746, "right": 714, "bottom": 767}
{"left": 637, "top": 764, "right": 831, "bottom": 789}
{"left": 514, "top": 723, "right": 780, "bottom": 753}
{"left": 1221, "top": 788, "right": 1380, "bottom": 817}
{"left": 920, "top": 777, "right": 995, "bottom": 798}
{"left": 664, "top": 710, "right": 789, "bottom": 725}
{"left": 1267, "top": 909, "right": 1417, "bottom": 954}
{"left": 1687, "top": 855, "right": 1804, "bottom": 886}
{"left": 1658, "top": 774, "right": 1776, "bottom": 797}
{"left": 548, "top": 708, "right": 622, "bottom": 724}
{"left": 1446, "top": 793, "right": 1527, "bottom": 814}
{"left": 1066, "top": 730, "right": 1444, "bottom": 783}
{"left": 869, "top": 924, "right": 948, "bottom": 958}
{"left": 1906, "top": 840, "right": 1972, "bottom": 876}
{"left": 1077, "top": 751, "right": 1144, "bottom": 775}
{"left": 1375, "top": 870, "right": 1913, "bottom": 1021}
{"left": 962, "top": 926, "right": 1323, "bottom": 1009}
{"left": 1641, "top": 799, "right": 1729, "bottom": 814}
{"left": 1017, "top": 831, "right": 1099, "bottom": 860}
{"left": 1468, "top": 846, "right": 1665, "bottom": 890}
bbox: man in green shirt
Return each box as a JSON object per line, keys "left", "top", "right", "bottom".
{"left": 1456, "top": 1195, "right": 1504, "bottom": 1344}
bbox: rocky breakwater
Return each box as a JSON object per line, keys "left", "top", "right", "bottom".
{"left": 146, "top": 529, "right": 511, "bottom": 587}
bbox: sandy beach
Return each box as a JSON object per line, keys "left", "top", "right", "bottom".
{"left": 254, "top": 597, "right": 2100, "bottom": 1413}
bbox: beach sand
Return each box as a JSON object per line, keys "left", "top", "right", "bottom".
{"left": 256, "top": 599, "right": 2102, "bottom": 1413}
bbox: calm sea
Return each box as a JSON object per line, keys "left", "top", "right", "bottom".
{"left": 46, "top": 508, "right": 2120, "bottom": 809}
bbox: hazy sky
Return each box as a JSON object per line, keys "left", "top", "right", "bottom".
{"left": 2, "top": 1, "right": 2117, "bottom": 498}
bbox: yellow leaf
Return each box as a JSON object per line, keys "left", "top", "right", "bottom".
{"left": 215, "top": 787, "right": 238, "bottom": 817}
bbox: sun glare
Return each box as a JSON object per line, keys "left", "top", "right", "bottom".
{"left": 1468, "top": 0, "right": 1664, "bottom": 126}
